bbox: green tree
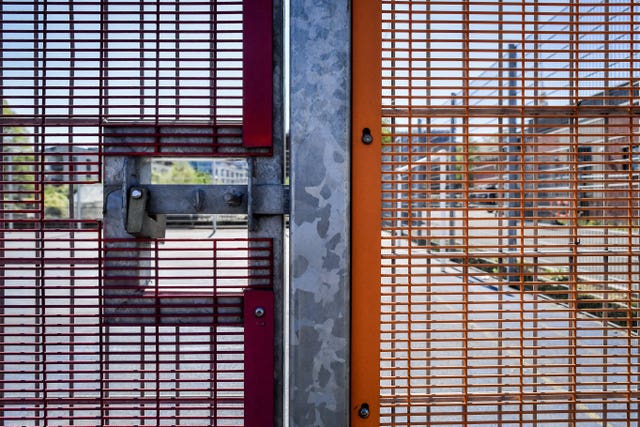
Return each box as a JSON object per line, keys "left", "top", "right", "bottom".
{"left": 2, "top": 105, "right": 37, "bottom": 221}
{"left": 382, "top": 118, "right": 392, "bottom": 145}
{"left": 152, "top": 161, "right": 212, "bottom": 184}
{"left": 44, "top": 184, "right": 69, "bottom": 218}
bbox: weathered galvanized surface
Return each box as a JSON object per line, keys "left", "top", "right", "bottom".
{"left": 290, "top": 1, "right": 351, "bottom": 425}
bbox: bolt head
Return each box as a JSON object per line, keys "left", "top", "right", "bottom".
{"left": 224, "top": 191, "right": 243, "bottom": 207}
{"left": 131, "top": 188, "right": 143, "bottom": 199}
{"left": 254, "top": 307, "right": 265, "bottom": 318}
{"left": 358, "top": 406, "right": 370, "bottom": 419}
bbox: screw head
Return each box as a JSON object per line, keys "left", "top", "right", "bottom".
{"left": 254, "top": 307, "right": 265, "bottom": 318}
{"left": 358, "top": 403, "right": 370, "bottom": 419}
{"left": 361, "top": 128, "right": 373, "bottom": 145}
{"left": 130, "top": 188, "right": 143, "bottom": 199}
{"left": 224, "top": 190, "right": 243, "bottom": 207}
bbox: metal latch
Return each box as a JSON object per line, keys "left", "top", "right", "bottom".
{"left": 111, "top": 150, "right": 288, "bottom": 239}
{"left": 122, "top": 183, "right": 289, "bottom": 238}
{"left": 126, "top": 187, "right": 167, "bottom": 239}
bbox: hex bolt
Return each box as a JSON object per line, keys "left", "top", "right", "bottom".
{"left": 361, "top": 128, "right": 373, "bottom": 144}
{"left": 130, "top": 188, "right": 143, "bottom": 199}
{"left": 358, "top": 403, "right": 370, "bottom": 419}
{"left": 254, "top": 307, "right": 265, "bottom": 318}
{"left": 224, "top": 190, "right": 243, "bottom": 207}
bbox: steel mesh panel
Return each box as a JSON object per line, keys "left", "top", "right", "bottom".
{"left": 1, "top": 2, "right": 275, "bottom": 424}
{"left": 1, "top": 0, "right": 271, "bottom": 156}
{"left": 0, "top": 226, "right": 272, "bottom": 426}
{"left": 379, "top": 1, "right": 639, "bottom": 425}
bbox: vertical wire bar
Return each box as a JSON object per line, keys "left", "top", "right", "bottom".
{"left": 388, "top": 4, "right": 398, "bottom": 420}
{"left": 212, "top": 239, "right": 218, "bottom": 425}
{"left": 98, "top": 0, "right": 105, "bottom": 175}
{"left": 68, "top": 3, "right": 77, "bottom": 420}
{"left": 35, "top": 1, "right": 46, "bottom": 423}
{"left": 531, "top": 3, "right": 541, "bottom": 422}
{"left": 515, "top": 32, "right": 525, "bottom": 425}
{"left": 627, "top": 4, "right": 637, "bottom": 424}
{"left": 602, "top": 3, "right": 611, "bottom": 422}
{"left": 175, "top": 1, "right": 180, "bottom": 121}
{"left": 389, "top": 3, "right": 402, "bottom": 423}
{"left": 0, "top": 0, "right": 5, "bottom": 419}
{"left": 153, "top": 0, "right": 160, "bottom": 126}
{"left": 99, "top": 225, "right": 107, "bottom": 426}
{"left": 139, "top": 328, "right": 146, "bottom": 422}
{"left": 461, "top": 1, "right": 470, "bottom": 423}
{"left": 625, "top": 4, "right": 636, "bottom": 422}
{"left": 425, "top": 5, "right": 433, "bottom": 415}
{"left": 100, "top": 0, "right": 108, "bottom": 126}
{"left": 569, "top": 2, "right": 579, "bottom": 423}
{"left": 154, "top": 240, "right": 161, "bottom": 427}
{"left": 518, "top": 21, "right": 529, "bottom": 424}
{"left": 210, "top": 0, "right": 218, "bottom": 147}
{"left": 407, "top": 8, "right": 416, "bottom": 417}
{"left": 138, "top": 0, "right": 144, "bottom": 120}
{"left": 496, "top": 6, "right": 506, "bottom": 423}
{"left": 174, "top": 325, "right": 181, "bottom": 425}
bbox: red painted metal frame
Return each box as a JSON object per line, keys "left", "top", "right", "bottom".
{"left": 1, "top": 1, "right": 278, "bottom": 424}
{"left": 242, "top": 0, "right": 274, "bottom": 149}
{"left": 243, "top": 288, "right": 275, "bottom": 427}
{"left": 0, "top": 231, "right": 274, "bottom": 425}
{"left": 1, "top": 0, "right": 273, "bottom": 156}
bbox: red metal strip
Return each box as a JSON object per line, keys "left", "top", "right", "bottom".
{"left": 243, "top": 288, "right": 275, "bottom": 427}
{"left": 242, "top": 0, "right": 273, "bottom": 148}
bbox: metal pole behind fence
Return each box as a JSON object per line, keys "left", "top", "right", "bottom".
{"left": 507, "top": 44, "right": 520, "bottom": 282}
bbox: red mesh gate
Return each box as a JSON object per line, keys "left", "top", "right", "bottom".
{"left": 1, "top": 231, "right": 272, "bottom": 425}
{"left": 1, "top": 1, "right": 277, "bottom": 425}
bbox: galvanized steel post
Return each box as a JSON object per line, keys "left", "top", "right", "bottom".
{"left": 289, "top": 0, "right": 351, "bottom": 425}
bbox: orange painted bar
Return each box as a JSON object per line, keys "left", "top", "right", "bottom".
{"left": 351, "top": 0, "right": 383, "bottom": 424}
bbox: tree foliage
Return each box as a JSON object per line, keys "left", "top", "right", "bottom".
{"left": 44, "top": 184, "right": 70, "bottom": 218}
{"left": 2, "top": 104, "right": 38, "bottom": 214}
{"left": 153, "top": 161, "right": 212, "bottom": 184}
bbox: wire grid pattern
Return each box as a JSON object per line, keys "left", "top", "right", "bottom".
{"left": 1, "top": 0, "right": 270, "bottom": 156}
{"left": 1, "top": 2, "right": 275, "bottom": 424}
{"left": 380, "top": 1, "right": 639, "bottom": 425}
{"left": 0, "top": 228, "right": 272, "bottom": 426}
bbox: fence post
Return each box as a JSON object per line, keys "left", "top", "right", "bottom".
{"left": 289, "top": 1, "right": 351, "bottom": 425}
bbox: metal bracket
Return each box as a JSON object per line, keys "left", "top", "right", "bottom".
{"left": 248, "top": 183, "right": 290, "bottom": 231}
{"left": 123, "top": 183, "right": 289, "bottom": 238}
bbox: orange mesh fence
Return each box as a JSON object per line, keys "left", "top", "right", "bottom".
{"left": 357, "top": 1, "right": 639, "bottom": 425}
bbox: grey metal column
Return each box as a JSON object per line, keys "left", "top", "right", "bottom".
{"left": 506, "top": 45, "right": 520, "bottom": 282}
{"left": 289, "top": 1, "right": 351, "bottom": 425}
